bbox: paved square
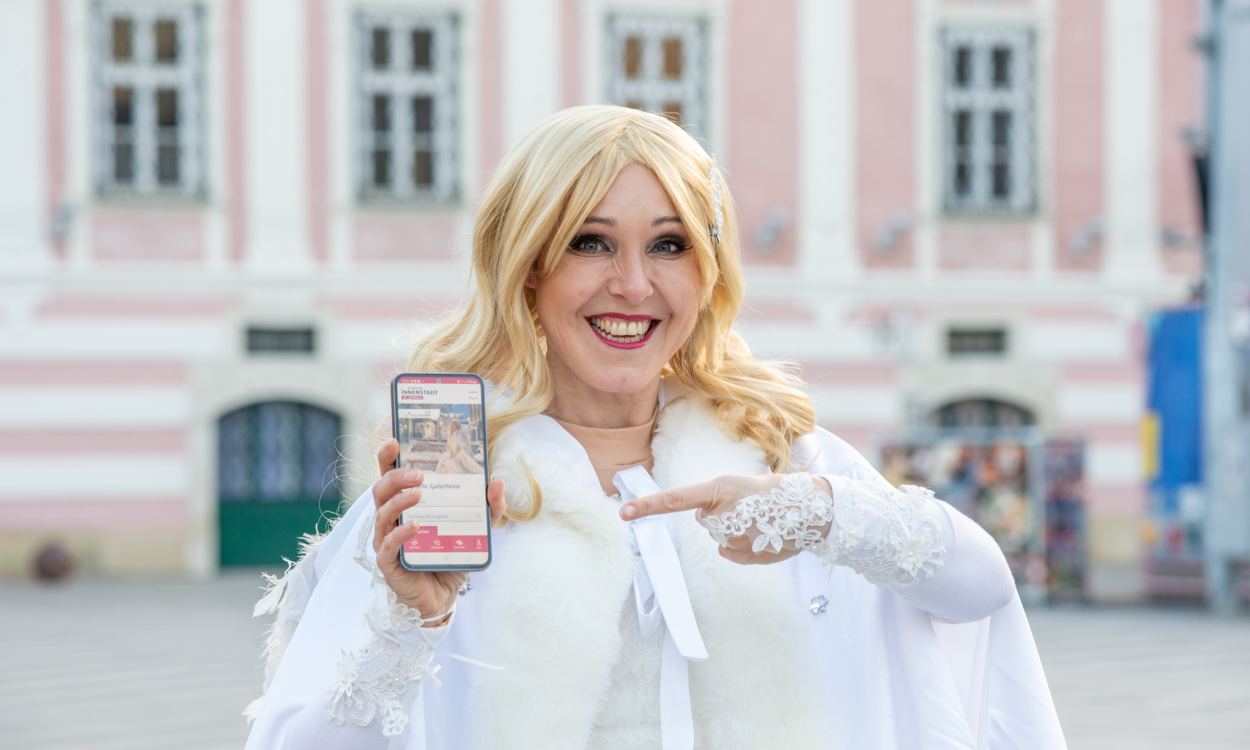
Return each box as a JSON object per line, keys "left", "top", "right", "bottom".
{"left": 0, "top": 574, "right": 1246, "bottom": 748}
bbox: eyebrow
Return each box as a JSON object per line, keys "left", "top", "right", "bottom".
{"left": 583, "top": 215, "right": 684, "bottom": 227}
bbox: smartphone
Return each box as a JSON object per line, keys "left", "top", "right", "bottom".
{"left": 390, "top": 373, "right": 491, "bottom": 571}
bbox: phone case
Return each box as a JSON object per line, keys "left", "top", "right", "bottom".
{"left": 390, "top": 372, "right": 492, "bottom": 572}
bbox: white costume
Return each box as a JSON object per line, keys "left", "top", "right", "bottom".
{"left": 245, "top": 387, "right": 1066, "bottom": 749}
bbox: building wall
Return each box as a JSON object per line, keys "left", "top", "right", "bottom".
{"left": 0, "top": 0, "right": 1204, "bottom": 600}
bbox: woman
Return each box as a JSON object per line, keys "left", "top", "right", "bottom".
{"left": 245, "top": 106, "right": 1065, "bottom": 749}
{"left": 434, "top": 415, "right": 484, "bottom": 475}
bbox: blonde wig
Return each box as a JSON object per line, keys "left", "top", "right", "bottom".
{"left": 406, "top": 105, "right": 815, "bottom": 521}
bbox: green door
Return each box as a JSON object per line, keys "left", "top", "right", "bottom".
{"left": 218, "top": 401, "right": 344, "bottom": 567}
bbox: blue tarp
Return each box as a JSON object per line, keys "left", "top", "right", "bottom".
{"left": 1147, "top": 306, "right": 1205, "bottom": 491}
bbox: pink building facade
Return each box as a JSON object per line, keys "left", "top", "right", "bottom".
{"left": 0, "top": 0, "right": 1203, "bottom": 601}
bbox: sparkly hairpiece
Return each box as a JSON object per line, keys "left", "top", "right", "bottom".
{"left": 708, "top": 160, "right": 724, "bottom": 245}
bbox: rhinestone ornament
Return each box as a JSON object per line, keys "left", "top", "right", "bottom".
{"left": 709, "top": 161, "right": 724, "bottom": 244}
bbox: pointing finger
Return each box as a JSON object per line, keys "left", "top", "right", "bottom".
{"left": 620, "top": 480, "right": 717, "bottom": 521}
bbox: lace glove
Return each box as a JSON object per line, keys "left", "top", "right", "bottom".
{"left": 700, "top": 473, "right": 947, "bottom": 588}
{"left": 700, "top": 473, "right": 835, "bottom": 555}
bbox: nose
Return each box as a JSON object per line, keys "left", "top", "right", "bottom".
{"left": 607, "top": 248, "right": 653, "bottom": 305}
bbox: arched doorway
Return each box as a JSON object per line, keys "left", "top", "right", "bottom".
{"left": 217, "top": 400, "right": 343, "bottom": 567}
{"left": 929, "top": 397, "right": 1041, "bottom": 583}
{"left": 882, "top": 395, "right": 1065, "bottom": 601}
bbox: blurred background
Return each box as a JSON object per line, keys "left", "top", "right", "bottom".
{"left": 0, "top": 0, "right": 1247, "bottom": 748}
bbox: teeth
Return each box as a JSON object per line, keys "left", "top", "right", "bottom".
{"left": 590, "top": 316, "right": 652, "bottom": 342}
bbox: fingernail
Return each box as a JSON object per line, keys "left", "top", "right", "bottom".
{"left": 403, "top": 469, "right": 421, "bottom": 483}
{"left": 621, "top": 504, "right": 636, "bottom": 520}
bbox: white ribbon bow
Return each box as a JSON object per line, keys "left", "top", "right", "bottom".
{"left": 613, "top": 466, "right": 708, "bottom": 750}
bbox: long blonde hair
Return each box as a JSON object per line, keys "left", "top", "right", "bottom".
{"left": 407, "top": 106, "right": 815, "bottom": 521}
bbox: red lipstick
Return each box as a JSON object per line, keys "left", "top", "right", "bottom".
{"left": 586, "top": 315, "right": 659, "bottom": 350}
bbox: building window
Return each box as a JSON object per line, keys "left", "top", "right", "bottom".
{"left": 356, "top": 10, "right": 459, "bottom": 202}
{"left": 246, "top": 326, "right": 317, "bottom": 355}
{"left": 606, "top": 15, "right": 709, "bottom": 138}
{"left": 947, "top": 326, "right": 1008, "bottom": 357}
{"left": 92, "top": 2, "right": 205, "bottom": 198}
{"left": 940, "top": 28, "right": 1036, "bottom": 215}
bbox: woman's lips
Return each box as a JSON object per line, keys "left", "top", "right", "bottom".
{"left": 586, "top": 316, "right": 659, "bottom": 349}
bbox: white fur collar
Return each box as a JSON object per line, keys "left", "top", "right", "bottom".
{"left": 464, "top": 392, "right": 831, "bottom": 749}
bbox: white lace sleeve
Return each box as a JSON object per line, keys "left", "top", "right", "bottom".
{"left": 327, "top": 576, "right": 449, "bottom": 737}
{"left": 811, "top": 475, "right": 948, "bottom": 588}
{"left": 245, "top": 500, "right": 453, "bottom": 749}
{"left": 265, "top": 588, "right": 450, "bottom": 750}
{"left": 815, "top": 462, "right": 1018, "bottom": 623}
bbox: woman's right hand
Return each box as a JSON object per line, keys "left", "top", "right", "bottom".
{"left": 371, "top": 439, "right": 507, "bottom": 625}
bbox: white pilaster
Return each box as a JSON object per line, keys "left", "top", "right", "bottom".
{"left": 245, "top": 0, "right": 310, "bottom": 272}
{"left": 329, "top": 0, "right": 352, "bottom": 272}
{"left": 502, "top": 0, "right": 560, "bottom": 149}
{"left": 457, "top": 0, "right": 481, "bottom": 200}
{"left": 1033, "top": 0, "right": 1057, "bottom": 280}
{"left": 915, "top": 0, "right": 939, "bottom": 280}
{"left": 798, "top": 0, "right": 858, "bottom": 284}
{"left": 1103, "top": 0, "right": 1160, "bottom": 281}
{"left": 0, "top": 0, "right": 49, "bottom": 273}
{"left": 66, "top": 0, "right": 91, "bottom": 271}
{"left": 204, "top": 0, "right": 228, "bottom": 271}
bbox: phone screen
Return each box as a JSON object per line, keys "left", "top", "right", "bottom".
{"left": 392, "top": 374, "right": 490, "bottom": 570}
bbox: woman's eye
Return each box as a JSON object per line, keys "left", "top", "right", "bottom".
{"left": 569, "top": 235, "right": 610, "bottom": 254}
{"left": 652, "top": 237, "right": 691, "bottom": 256}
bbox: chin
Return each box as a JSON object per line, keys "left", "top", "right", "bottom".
{"left": 576, "top": 364, "right": 663, "bottom": 396}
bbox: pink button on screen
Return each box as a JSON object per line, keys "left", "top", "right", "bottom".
{"left": 403, "top": 526, "right": 487, "bottom": 553}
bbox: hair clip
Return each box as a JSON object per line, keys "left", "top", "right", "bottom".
{"left": 709, "top": 160, "right": 724, "bottom": 245}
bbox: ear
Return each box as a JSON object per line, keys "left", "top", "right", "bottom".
{"left": 523, "top": 269, "right": 538, "bottom": 289}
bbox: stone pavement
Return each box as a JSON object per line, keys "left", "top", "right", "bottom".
{"left": 0, "top": 573, "right": 1246, "bottom": 749}
{"left": 1031, "top": 605, "right": 1250, "bottom": 749}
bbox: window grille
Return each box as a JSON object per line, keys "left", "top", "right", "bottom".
{"left": 218, "top": 401, "right": 342, "bottom": 503}
{"left": 947, "top": 326, "right": 1009, "bottom": 357}
{"left": 356, "top": 10, "right": 459, "bottom": 202}
{"left": 940, "top": 28, "right": 1036, "bottom": 215}
{"left": 934, "top": 398, "right": 1035, "bottom": 428}
{"left": 246, "top": 326, "right": 317, "bottom": 355}
{"left": 91, "top": 2, "right": 205, "bottom": 197}
{"left": 606, "top": 15, "right": 709, "bottom": 139}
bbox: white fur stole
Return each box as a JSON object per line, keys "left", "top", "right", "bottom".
{"left": 463, "top": 396, "right": 832, "bottom": 749}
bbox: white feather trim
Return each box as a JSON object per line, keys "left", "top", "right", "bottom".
{"left": 243, "top": 530, "right": 329, "bottom": 723}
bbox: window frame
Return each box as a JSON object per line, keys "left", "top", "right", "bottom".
{"left": 604, "top": 13, "right": 711, "bottom": 141}
{"left": 946, "top": 325, "right": 1010, "bottom": 358}
{"left": 90, "top": 1, "right": 206, "bottom": 199}
{"left": 354, "top": 8, "right": 461, "bottom": 204}
{"left": 939, "top": 27, "right": 1037, "bottom": 217}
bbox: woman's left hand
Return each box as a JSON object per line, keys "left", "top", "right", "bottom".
{"left": 619, "top": 473, "right": 833, "bottom": 565}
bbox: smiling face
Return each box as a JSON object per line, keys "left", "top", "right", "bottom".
{"left": 531, "top": 163, "right": 703, "bottom": 423}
